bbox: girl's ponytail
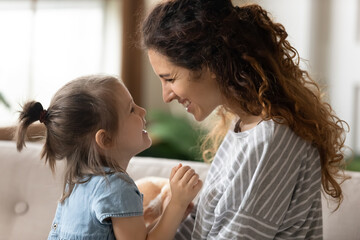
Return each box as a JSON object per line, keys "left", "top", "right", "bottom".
{"left": 16, "top": 101, "right": 47, "bottom": 151}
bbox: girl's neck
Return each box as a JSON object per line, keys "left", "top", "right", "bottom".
{"left": 101, "top": 152, "right": 130, "bottom": 172}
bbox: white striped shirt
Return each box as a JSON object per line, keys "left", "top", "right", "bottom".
{"left": 175, "top": 120, "right": 322, "bottom": 239}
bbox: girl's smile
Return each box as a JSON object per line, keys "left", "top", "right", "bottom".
{"left": 113, "top": 82, "right": 152, "bottom": 165}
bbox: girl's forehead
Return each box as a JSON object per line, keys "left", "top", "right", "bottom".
{"left": 114, "top": 81, "right": 130, "bottom": 96}
{"left": 114, "top": 82, "right": 132, "bottom": 111}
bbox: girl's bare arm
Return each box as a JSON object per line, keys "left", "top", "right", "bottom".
{"left": 112, "top": 165, "right": 202, "bottom": 240}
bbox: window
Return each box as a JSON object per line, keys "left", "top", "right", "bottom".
{"left": 0, "top": 0, "right": 121, "bottom": 125}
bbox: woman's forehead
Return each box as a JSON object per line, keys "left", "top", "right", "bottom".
{"left": 148, "top": 49, "right": 191, "bottom": 77}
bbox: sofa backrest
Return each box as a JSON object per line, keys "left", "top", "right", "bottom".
{"left": 0, "top": 140, "right": 359, "bottom": 240}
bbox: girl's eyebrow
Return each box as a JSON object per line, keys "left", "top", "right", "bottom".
{"left": 128, "top": 100, "right": 133, "bottom": 112}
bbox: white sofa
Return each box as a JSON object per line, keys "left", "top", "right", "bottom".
{"left": 0, "top": 140, "right": 359, "bottom": 240}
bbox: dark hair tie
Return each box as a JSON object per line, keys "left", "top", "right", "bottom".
{"left": 39, "top": 110, "right": 48, "bottom": 123}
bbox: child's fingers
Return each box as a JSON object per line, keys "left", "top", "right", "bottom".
{"left": 172, "top": 165, "right": 191, "bottom": 181}
{"left": 175, "top": 163, "right": 182, "bottom": 171}
{"left": 181, "top": 168, "right": 196, "bottom": 183}
{"left": 193, "top": 179, "right": 203, "bottom": 192}
{"left": 187, "top": 173, "right": 200, "bottom": 187}
{"left": 170, "top": 163, "right": 182, "bottom": 180}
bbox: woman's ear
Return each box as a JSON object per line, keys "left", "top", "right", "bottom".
{"left": 95, "top": 129, "right": 113, "bottom": 150}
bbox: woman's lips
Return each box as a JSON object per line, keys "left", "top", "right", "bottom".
{"left": 183, "top": 99, "right": 191, "bottom": 111}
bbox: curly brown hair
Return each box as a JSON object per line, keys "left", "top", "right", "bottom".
{"left": 142, "top": 0, "right": 349, "bottom": 207}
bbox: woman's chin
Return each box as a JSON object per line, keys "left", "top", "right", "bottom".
{"left": 189, "top": 106, "right": 215, "bottom": 122}
{"left": 193, "top": 115, "right": 205, "bottom": 122}
{"left": 192, "top": 111, "right": 210, "bottom": 122}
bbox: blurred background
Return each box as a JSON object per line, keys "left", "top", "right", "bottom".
{"left": 0, "top": 0, "right": 359, "bottom": 165}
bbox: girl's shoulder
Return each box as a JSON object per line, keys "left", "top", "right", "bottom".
{"left": 93, "top": 172, "right": 143, "bottom": 218}
{"left": 90, "top": 171, "right": 143, "bottom": 211}
{"left": 91, "top": 171, "right": 137, "bottom": 191}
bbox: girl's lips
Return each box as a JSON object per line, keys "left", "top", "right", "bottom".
{"left": 142, "top": 118, "right": 147, "bottom": 133}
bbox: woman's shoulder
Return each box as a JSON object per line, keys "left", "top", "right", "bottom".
{"left": 257, "top": 120, "right": 319, "bottom": 163}
{"left": 257, "top": 120, "right": 307, "bottom": 142}
{"left": 228, "top": 119, "right": 315, "bottom": 154}
{"left": 229, "top": 119, "right": 289, "bottom": 140}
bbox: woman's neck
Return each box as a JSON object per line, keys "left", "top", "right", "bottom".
{"left": 236, "top": 113, "right": 263, "bottom": 132}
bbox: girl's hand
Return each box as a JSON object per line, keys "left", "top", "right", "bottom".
{"left": 168, "top": 164, "right": 203, "bottom": 209}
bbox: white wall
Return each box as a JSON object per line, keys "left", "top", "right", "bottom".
{"left": 328, "top": 0, "right": 360, "bottom": 153}
{"left": 0, "top": 0, "right": 121, "bottom": 126}
{"left": 244, "top": 0, "right": 312, "bottom": 67}
{"left": 142, "top": 0, "right": 171, "bottom": 114}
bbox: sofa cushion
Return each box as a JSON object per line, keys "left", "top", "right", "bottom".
{"left": 322, "top": 170, "right": 360, "bottom": 240}
{"left": 0, "top": 141, "right": 64, "bottom": 240}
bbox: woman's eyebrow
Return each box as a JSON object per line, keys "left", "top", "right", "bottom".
{"left": 159, "top": 73, "right": 171, "bottom": 78}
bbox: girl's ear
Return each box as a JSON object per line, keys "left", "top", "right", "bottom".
{"left": 95, "top": 129, "right": 113, "bottom": 150}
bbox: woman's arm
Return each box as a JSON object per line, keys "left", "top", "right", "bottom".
{"left": 112, "top": 164, "right": 203, "bottom": 240}
{"left": 0, "top": 126, "right": 15, "bottom": 140}
{"left": 0, "top": 123, "right": 45, "bottom": 141}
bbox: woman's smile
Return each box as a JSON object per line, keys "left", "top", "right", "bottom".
{"left": 147, "top": 50, "right": 222, "bottom": 121}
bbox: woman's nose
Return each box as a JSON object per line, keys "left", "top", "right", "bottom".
{"left": 162, "top": 83, "right": 174, "bottom": 103}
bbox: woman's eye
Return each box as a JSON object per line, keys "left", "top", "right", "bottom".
{"left": 130, "top": 107, "right": 135, "bottom": 113}
{"left": 164, "top": 78, "right": 174, "bottom": 82}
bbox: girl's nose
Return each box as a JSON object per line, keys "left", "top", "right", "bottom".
{"left": 139, "top": 106, "right": 146, "bottom": 117}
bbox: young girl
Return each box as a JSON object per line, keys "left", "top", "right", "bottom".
{"left": 142, "top": 0, "right": 348, "bottom": 239}
{"left": 16, "top": 74, "right": 203, "bottom": 240}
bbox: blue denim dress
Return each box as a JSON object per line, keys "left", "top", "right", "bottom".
{"left": 47, "top": 172, "right": 143, "bottom": 240}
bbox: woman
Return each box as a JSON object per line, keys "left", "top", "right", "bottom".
{"left": 142, "top": 0, "right": 348, "bottom": 239}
